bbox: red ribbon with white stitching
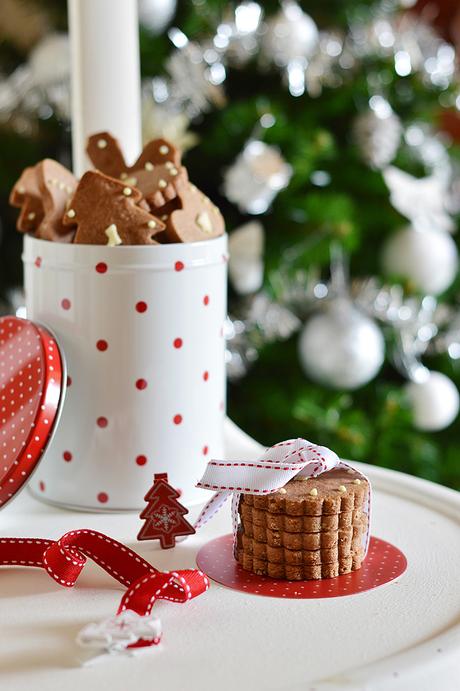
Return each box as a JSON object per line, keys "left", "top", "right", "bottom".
{"left": 0, "top": 529, "right": 209, "bottom": 647}
{"left": 195, "top": 438, "right": 371, "bottom": 556}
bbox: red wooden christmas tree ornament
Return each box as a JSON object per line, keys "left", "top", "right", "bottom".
{"left": 137, "top": 473, "right": 196, "bottom": 549}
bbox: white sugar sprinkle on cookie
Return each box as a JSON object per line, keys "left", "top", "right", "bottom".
{"left": 159, "top": 145, "right": 169, "bottom": 155}
{"left": 196, "top": 211, "right": 213, "bottom": 234}
{"left": 338, "top": 485, "right": 347, "bottom": 493}
{"left": 105, "top": 224, "right": 122, "bottom": 247}
{"left": 309, "top": 488, "right": 318, "bottom": 497}
{"left": 27, "top": 212, "right": 36, "bottom": 220}
{"left": 123, "top": 187, "right": 132, "bottom": 196}
{"left": 278, "top": 487, "right": 287, "bottom": 494}
{"left": 353, "top": 479, "right": 361, "bottom": 485}
{"left": 97, "top": 139, "right": 107, "bottom": 149}
{"left": 120, "top": 172, "right": 128, "bottom": 180}
{"left": 147, "top": 220, "right": 157, "bottom": 229}
{"left": 67, "top": 209, "right": 76, "bottom": 218}
{"left": 158, "top": 179, "right": 167, "bottom": 189}
{"left": 144, "top": 162, "right": 154, "bottom": 171}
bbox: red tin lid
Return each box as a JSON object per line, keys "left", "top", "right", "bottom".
{"left": 0, "top": 316, "right": 65, "bottom": 508}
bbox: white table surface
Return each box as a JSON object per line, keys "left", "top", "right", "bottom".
{"left": 0, "top": 419, "right": 459, "bottom": 691}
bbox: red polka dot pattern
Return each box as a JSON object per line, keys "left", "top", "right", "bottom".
{"left": 173, "top": 414, "right": 183, "bottom": 425}
{"left": 96, "top": 340, "right": 108, "bottom": 352}
{"left": 136, "top": 301, "right": 148, "bottom": 313}
{"left": 61, "top": 298, "right": 71, "bottom": 311}
{"left": 173, "top": 338, "right": 183, "bottom": 349}
{"left": 97, "top": 492, "right": 108, "bottom": 504}
{"left": 136, "top": 378, "right": 148, "bottom": 390}
{"left": 35, "top": 257, "right": 42, "bottom": 268}
{"left": 203, "top": 295, "right": 210, "bottom": 306}
{"left": 203, "top": 371, "right": 209, "bottom": 382}
{"left": 97, "top": 416, "right": 108, "bottom": 428}
{"left": 203, "top": 446, "right": 209, "bottom": 456}
{"left": 63, "top": 451, "right": 72, "bottom": 462}
{"left": 0, "top": 317, "right": 63, "bottom": 508}
{"left": 197, "top": 535, "right": 407, "bottom": 599}
{"left": 136, "top": 455, "right": 147, "bottom": 466}
{"left": 39, "top": 481, "right": 45, "bottom": 492}
{"left": 67, "top": 376, "right": 72, "bottom": 387}
{"left": 96, "top": 262, "right": 107, "bottom": 274}
{"left": 175, "top": 261, "right": 184, "bottom": 272}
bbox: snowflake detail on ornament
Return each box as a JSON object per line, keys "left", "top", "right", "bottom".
{"left": 77, "top": 610, "right": 162, "bottom": 658}
{"left": 137, "top": 473, "right": 196, "bottom": 548}
{"left": 150, "top": 506, "right": 180, "bottom": 532}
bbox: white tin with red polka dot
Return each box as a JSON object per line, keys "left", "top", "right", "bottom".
{"left": 22, "top": 233, "right": 227, "bottom": 510}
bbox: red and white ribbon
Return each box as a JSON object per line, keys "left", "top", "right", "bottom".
{"left": 0, "top": 529, "right": 209, "bottom": 655}
{"left": 195, "top": 438, "right": 371, "bottom": 555}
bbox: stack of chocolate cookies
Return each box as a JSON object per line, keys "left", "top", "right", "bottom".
{"left": 237, "top": 467, "right": 369, "bottom": 580}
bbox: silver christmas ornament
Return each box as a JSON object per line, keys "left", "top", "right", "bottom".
{"left": 223, "top": 140, "right": 292, "bottom": 214}
{"left": 382, "top": 225, "right": 458, "bottom": 296}
{"left": 298, "top": 299, "right": 385, "bottom": 390}
{"left": 138, "top": 0, "right": 177, "bottom": 34}
{"left": 405, "top": 370, "right": 459, "bottom": 431}
{"left": 228, "top": 222, "right": 265, "bottom": 295}
{"left": 353, "top": 96, "right": 402, "bottom": 169}
{"left": 261, "top": 1, "right": 318, "bottom": 67}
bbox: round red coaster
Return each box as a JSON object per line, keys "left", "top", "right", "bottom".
{"left": 196, "top": 534, "right": 407, "bottom": 599}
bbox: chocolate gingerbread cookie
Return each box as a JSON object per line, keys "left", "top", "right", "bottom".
{"left": 63, "top": 170, "right": 165, "bottom": 245}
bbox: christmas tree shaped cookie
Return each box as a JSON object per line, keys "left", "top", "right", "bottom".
{"left": 137, "top": 473, "right": 195, "bottom": 549}
{"left": 63, "top": 170, "right": 165, "bottom": 245}
{"left": 86, "top": 132, "right": 188, "bottom": 210}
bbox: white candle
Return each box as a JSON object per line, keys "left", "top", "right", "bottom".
{"left": 68, "top": 0, "right": 142, "bottom": 177}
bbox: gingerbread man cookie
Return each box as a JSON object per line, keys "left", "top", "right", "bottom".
{"left": 63, "top": 170, "right": 165, "bottom": 245}
{"left": 167, "top": 183, "right": 225, "bottom": 243}
{"left": 86, "top": 133, "right": 188, "bottom": 209}
{"left": 9, "top": 165, "right": 44, "bottom": 234}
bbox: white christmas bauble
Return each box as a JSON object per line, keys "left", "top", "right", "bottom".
{"left": 405, "top": 370, "right": 459, "bottom": 431}
{"left": 262, "top": 1, "right": 318, "bottom": 66}
{"left": 382, "top": 226, "right": 458, "bottom": 295}
{"left": 298, "top": 300, "right": 385, "bottom": 390}
{"left": 29, "top": 34, "right": 69, "bottom": 87}
{"left": 138, "top": 0, "right": 177, "bottom": 34}
{"left": 229, "top": 222, "right": 264, "bottom": 294}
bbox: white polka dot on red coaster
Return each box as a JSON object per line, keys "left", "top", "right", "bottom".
{"left": 0, "top": 317, "right": 63, "bottom": 508}
{"left": 196, "top": 535, "right": 407, "bottom": 599}
{"left": 97, "top": 492, "right": 108, "bottom": 504}
{"left": 175, "top": 261, "right": 184, "bottom": 272}
{"left": 95, "top": 262, "right": 107, "bottom": 274}
{"left": 173, "top": 414, "right": 182, "bottom": 425}
{"left": 61, "top": 298, "right": 71, "bottom": 310}
{"left": 96, "top": 339, "right": 108, "bottom": 351}
{"left": 136, "top": 301, "right": 147, "bottom": 313}
{"left": 136, "top": 378, "right": 148, "bottom": 390}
